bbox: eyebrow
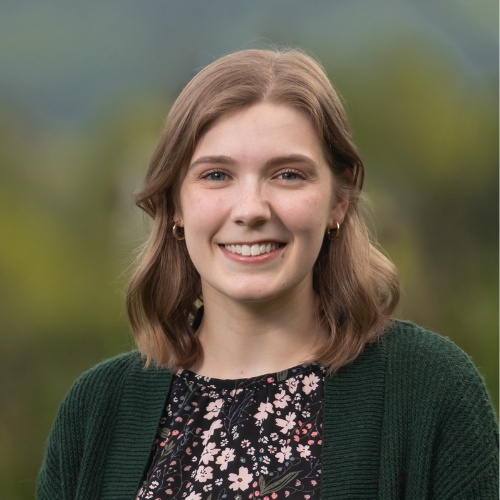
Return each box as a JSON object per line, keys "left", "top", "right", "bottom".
{"left": 189, "top": 154, "right": 320, "bottom": 170}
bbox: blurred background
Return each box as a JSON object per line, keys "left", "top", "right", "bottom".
{"left": 0, "top": 0, "right": 497, "bottom": 498}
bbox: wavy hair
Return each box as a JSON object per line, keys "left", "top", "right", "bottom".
{"left": 126, "top": 48, "right": 400, "bottom": 371}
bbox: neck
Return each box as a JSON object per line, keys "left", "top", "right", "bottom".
{"left": 190, "top": 278, "right": 326, "bottom": 379}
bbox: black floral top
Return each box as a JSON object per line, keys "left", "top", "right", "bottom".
{"left": 136, "top": 363, "right": 325, "bottom": 500}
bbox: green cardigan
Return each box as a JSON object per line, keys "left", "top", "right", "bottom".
{"left": 37, "top": 321, "right": 499, "bottom": 499}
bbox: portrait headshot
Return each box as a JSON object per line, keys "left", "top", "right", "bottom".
{"left": 0, "top": 2, "right": 497, "bottom": 499}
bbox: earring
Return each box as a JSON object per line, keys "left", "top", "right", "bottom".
{"left": 327, "top": 221, "right": 340, "bottom": 240}
{"left": 172, "top": 223, "right": 185, "bottom": 241}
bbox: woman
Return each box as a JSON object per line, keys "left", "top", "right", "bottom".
{"left": 37, "top": 49, "right": 498, "bottom": 499}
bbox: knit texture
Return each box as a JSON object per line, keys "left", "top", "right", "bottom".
{"left": 37, "top": 321, "right": 499, "bottom": 499}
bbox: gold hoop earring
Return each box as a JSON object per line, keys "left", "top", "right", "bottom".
{"left": 172, "top": 223, "right": 185, "bottom": 241}
{"left": 327, "top": 222, "right": 340, "bottom": 240}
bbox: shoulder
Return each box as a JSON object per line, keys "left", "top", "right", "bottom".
{"left": 37, "top": 351, "right": 151, "bottom": 498}
{"left": 65, "top": 351, "right": 143, "bottom": 400}
{"left": 382, "top": 319, "right": 481, "bottom": 378}
{"left": 380, "top": 319, "right": 496, "bottom": 422}
{"left": 55, "top": 351, "right": 154, "bottom": 423}
{"left": 380, "top": 322, "right": 499, "bottom": 497}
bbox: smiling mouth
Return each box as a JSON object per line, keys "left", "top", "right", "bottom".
{"left": 221, "top": 242, "right": 285, "bottom": 256}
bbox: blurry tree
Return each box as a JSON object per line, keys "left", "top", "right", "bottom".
{"left": 0, "top": 32, "right": 497, "bottom": 500}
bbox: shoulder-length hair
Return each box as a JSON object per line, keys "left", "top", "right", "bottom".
{"left": 126, "top": 48, "right": 400, "bottom": 372}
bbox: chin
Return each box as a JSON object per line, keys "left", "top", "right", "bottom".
{"left": 223, "top": 287, "right": 279, "bottom": 303}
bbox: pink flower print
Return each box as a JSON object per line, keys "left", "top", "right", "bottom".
{"left": 200, "top": 442, "right": 220, "bottom": 465}
{"left": 275, "top": 445, "right": 292, "bottom": 463}
{"left": 310, "top": 480, "right": 317, "bottom": 486}
{"left": 216, "top": 447, "right": 236, "bottom": 470}
{"left": 285, "top": 377, "right": 298, "bottom": 394}
{"left": 297, "top": 444, "right": 311, "bottom": 458}
{"left": 302, "top": 373, "right": 320, "bottom": 395}
{"left": 202, "top": 419, "right": 223, "bottom": 445}
{"left": 230, "top": 388, "right": 243, "bottom": 397}
{"left": 205, "top": 398, "right": 224, "bottom": 420}
{"left": 271, "top": 494, "right": 278, "bottom": 499}
{"left": 276, "top": 412, "right": 296, "bottom": 434}
{"left": 254, "top": 402, "right": 274, "bottom": 421}
{"left": 273, "top": 390, "right": 291, "bottom": 408}
{"left": 186, "top": 493, "right": 202, "bottom": 500}
{"left": 228, "top": 466, "right": 253, "bottom": 491}
{"left": 195, "top": 465, "right": 213, "bottom": 483}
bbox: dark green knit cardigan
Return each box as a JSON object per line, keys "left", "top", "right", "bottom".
{"left": 37, "top": 321, "right": 499, "bottom": 499}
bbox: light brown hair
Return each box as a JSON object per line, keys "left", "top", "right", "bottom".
{"left": 126, "top": 48, "right": 400, "bottom": 372}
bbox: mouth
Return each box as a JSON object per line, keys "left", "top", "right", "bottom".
{"left": 220, "top": 242, "right": 286, "bottom": 257}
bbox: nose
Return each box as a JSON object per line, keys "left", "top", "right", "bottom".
{"left": 230, "top": 181, "right": 271, "bottom": 226}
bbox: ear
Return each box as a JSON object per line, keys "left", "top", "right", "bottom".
{"left": 328, "top": 194, "right": 349, "bottom": 229}
{"left": 173, "top": 209, "right": 183, "bottom": 226}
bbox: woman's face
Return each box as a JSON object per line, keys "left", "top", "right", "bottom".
{"left": 177, "top": 103, "right": 348, "bottom": 305}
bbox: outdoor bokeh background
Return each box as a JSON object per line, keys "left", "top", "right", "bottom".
{"left": 0, "top": 1, "right": 498, "bottom": 498}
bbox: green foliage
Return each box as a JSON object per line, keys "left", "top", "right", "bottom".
{"left": 0, "top": 37, "right": 497, "bottom": 500}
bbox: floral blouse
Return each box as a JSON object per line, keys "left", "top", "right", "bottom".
{"left": 136, "top": 363, "right": 325, "bottom": 500}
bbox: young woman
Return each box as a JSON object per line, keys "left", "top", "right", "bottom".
{"left": 37, "top": 49, "right": 498, "bottom": 500}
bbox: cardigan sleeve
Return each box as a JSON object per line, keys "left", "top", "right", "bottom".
{"left": 36, "top": 352, "right": 138, "bottom": 500}
{"left": 37, "top": 419, "right": 64, "bottom": 499}
{"left": 36, "top": 370, "right": 90, "bottom": 500}
{"left": 428, "top": 341, "right": 499, "bottom": 499}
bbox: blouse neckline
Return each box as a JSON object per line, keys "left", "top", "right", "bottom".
{"left": 175, "top": 361, "right": 325, "bottom": 390}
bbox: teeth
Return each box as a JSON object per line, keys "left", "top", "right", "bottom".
{"left": 224, "top": 243, "right": 280, "bottom": 256}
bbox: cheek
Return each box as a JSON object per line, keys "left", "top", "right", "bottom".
{"left": 281, "top": 193, "right": 330, "bottom": 236}
{"left": 181, "top": 191, "right": 226, "bottom": 229}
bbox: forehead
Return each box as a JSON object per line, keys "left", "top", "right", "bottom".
{"left": 191, "top": 103, "right": 325, "bottom": 164}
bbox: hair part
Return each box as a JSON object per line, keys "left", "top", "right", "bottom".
{"left": 126, "top": 48, "right": 400, "bottom": 372}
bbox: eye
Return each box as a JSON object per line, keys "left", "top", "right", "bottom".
{"left": 276, "top": 169, "right": 305, "bottom": 181}
{"left": 202, "top": 169, "right": 227, "bottom": 181}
